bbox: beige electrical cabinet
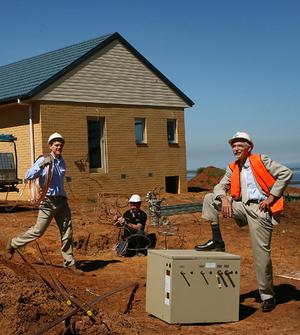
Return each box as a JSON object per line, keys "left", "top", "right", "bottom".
{"left": 146, "top": 249, "right": 241, "bottom": 324}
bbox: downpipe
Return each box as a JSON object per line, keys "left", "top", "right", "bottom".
{"left": 17, "top": 99, "right": 35, "bottom": 165}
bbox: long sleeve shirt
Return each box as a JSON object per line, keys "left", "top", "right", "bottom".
{"left": 25, "top": 155, "right": 67, "bottom": 197}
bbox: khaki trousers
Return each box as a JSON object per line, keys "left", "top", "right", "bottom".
{"left": 202, "top": 193, "right": 274, "bottom": 301}
{"left": 11, "top": 196, "right": 75, "bottom": 267}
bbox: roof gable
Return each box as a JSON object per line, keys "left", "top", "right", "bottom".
{"left": 35, "top": 40, "right": 190, "bottom": 107}
{"left": 0, "top": 33, "right": 193, "bottom": 107}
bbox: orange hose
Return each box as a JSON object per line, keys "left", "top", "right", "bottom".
{"left": 29, "top": 161, "right": 53, "bottom": 206}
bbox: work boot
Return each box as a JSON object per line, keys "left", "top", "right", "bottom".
{"left": 261, "top": 297, "right": 276, "bottom": 312}
{"left": 5, "top": 240, "right": 15, "bottom": 260}
{"left": 66, "top": 264, "right": 84, "bottom": 276}
{"left": 136, "top": 252, "right": 146, "bottom": 257}
{"left": 195, "top": 239, "right": 225, "bottom": 252}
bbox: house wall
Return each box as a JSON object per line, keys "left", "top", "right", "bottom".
{"left": 40, "top": 102, "right": 187, "bottom": 199}
{"left": 0, "top": 103, "right": 42, "bottom": 179}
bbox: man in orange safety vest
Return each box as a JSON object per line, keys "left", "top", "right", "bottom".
{"left": 195, "top": 131, "right": 292, "bottom": 312}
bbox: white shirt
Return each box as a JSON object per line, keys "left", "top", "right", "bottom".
{"left": 241, "top": 158, "right": 266, "bottom": 203}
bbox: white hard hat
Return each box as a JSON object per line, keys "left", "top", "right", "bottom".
{"left": 228, "top": 131, "right": 253, "bottom": 147}
{"left": 48, "top": 132, "right": 65, "bottom": 144}
{"left": 129, "top": 194, "right": 142, "bottom": 203}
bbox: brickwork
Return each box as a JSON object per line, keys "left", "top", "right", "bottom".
{"left": 0, "top": 103, "right": 41, "bottom": 173}
{"left": 41, "top": 103, "right": 187, "bottom": 198}
{"left": 0, "top": 102, "right": 187, "bottom": 201}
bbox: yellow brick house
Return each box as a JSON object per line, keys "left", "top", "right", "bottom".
{"left": 0, "top": 33, "right": 193, "bottom": 199}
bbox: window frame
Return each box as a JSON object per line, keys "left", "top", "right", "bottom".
{"left": 87, "top": 117, "right": 107, "bottom": 173}
{"left": 135, "top": 117, "right": 147, "bottom": 144}
{"left": 167, "top": 118, "right": 178, "bottom": 144}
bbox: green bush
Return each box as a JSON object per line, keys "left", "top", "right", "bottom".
{"left": 196, "top": 166, "right": 225, "bottom": 177}
{"left": 196, "top": 167, "right": 205, "bottom": 174}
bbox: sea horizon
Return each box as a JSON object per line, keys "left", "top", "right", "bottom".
{"left": 187, "top": 163, "right": 300, "bottom": 188}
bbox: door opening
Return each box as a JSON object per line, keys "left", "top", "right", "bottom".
{"left": 165, "top": 176, "right": 179, "bottom": 193}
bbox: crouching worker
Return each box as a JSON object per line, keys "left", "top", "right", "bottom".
{"left": 114, "top": 194, "right": 151, "bottom": 256}
{"left": 5, "top": 132, "right": 83, "bottom": 275}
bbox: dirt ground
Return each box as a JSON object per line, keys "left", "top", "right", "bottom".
{"left": 0, "top": 187, "right": 299, "bottom": 335}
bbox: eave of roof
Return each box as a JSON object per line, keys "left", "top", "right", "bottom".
{"left": 0, "top": 32, "right": 194, "bottom": 107}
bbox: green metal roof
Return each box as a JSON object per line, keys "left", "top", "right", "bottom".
{"left": 0, "top": 32, "right": 194, "bottom": 106}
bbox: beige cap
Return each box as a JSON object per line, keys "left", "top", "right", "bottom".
{"left": 228, "top": 131, "right": 253, "bottom": 147}
{"left": 48, "top": 132, "right": 64, "bottom": 144}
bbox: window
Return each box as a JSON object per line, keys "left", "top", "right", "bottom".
{"left": 167, "top": 119, "right": 177, "bottom": 144}
{"left": 135, "top": 118, "right": 146, "bottom": 144}
{"left": 87, "top": 117, "right": 107, "bottom": 172}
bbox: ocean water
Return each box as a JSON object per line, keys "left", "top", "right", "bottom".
{"left": 187, "top": 170, "right": 198, "bottom": 181}
{"left": 187, "top": 166, "right": 300, "bottom": 188}
{"left": 290, "top": 170, "right": 300, "bottom": 187}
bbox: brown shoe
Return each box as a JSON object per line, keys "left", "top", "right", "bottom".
{"left": 66, "top": 264, "right": 84, "bottom": 276}
{"left": 5, "top": 240, "right": 15, "bottom": 260}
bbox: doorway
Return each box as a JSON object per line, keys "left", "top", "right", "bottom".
{"left": 165, "top": 176, "right": 179, "bottom": 193}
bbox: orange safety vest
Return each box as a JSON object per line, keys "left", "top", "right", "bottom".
{"left": 229, "top": 154, "right": 284, "bottom": 214}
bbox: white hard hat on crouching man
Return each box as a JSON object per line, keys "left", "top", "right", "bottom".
{"left": 5, "top": 132, "right": 83, "bottom": 275}
{"left": 195, "top": 131, "right": 293, "bottom": 312}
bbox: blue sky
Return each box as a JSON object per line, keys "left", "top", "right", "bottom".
{"left": 1, "top": 0, "right": 299, "bottom": 169}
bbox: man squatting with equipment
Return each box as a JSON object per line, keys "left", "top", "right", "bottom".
{"left": 6, "top": 133, "right": 83, "bottom": 275}
{"left": 114, "top": 194, "right": 147, "bottom": 256}
{"left": 195, "top": 132, "right": 293, "bottom": 312}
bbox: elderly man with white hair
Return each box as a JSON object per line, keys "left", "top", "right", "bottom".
{"left": 195, "top": 131, "right": 293, "bottom": 312}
